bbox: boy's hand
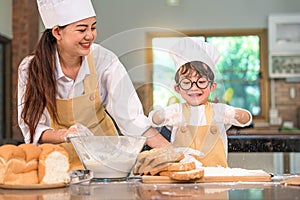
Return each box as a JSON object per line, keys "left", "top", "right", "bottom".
{"left": 152, "top": 108, "right": 185, "bottom": 127}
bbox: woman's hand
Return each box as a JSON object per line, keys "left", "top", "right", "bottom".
{"left": 63, "top": 123, "right": 94, "bottom": 142}
{"left": 40, "top": 123, "right": 93, "bottom": 144}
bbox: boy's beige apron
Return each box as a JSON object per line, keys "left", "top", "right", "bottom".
{"left": 50, "top": 51, "right": 118, "bottom": 170}
{"left": 173, "top": 103, "right": 228, "bottom": 167}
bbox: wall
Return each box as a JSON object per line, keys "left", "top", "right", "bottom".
{"left": 91, "top": 0, "right": 300, "bottom": 127}
{"left": 92, "top": 0, "right": 300, "bottom": 81}
{"left": 93, "top": 1, "right": 300, "bottom": 128}
{"left": 10, "top": 0, "right": 39, "bottom": 140}
{"left": 275, "top": 80, "right": 300, "bottom": 128}
{"left": 2, "top": 0, "right": 300, "bottom": 49}
{"left": 228, "top": 152, "right": 300, "bottom": 174}
{"left": 1, "top": 0, "right": 300, "bottom": 140}
{"left": 3, "top": 0, "right": 300, "bottom": 75}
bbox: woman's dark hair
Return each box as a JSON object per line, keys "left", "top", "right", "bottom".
{"left": 21, "top": 29, "right": 60, "bottom": 143}
{"left": 175, "top": 61, "right": 215, "bottom": 83}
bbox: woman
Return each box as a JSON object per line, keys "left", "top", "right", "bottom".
{"left": 18, "top": 0, "right": 169, "bottom": 148}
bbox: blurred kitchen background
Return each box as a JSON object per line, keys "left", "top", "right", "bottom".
{"left": 0, "top": 0, "right": 299, "bottom": 174}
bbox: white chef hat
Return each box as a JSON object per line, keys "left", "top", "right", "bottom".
{"left": 37, "top": 0, "right": 96, "bottom": 29}
{"left": 169, "top": 37, "right": 220, "bottom": 72}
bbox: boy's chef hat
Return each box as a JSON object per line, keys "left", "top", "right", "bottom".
{"left": 37, "top": 0, "right": 96, "bottom": 29}
{"left": 169, "top": 37, "right": 220, "bottom": 72}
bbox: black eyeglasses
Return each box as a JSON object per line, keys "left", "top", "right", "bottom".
{"left": 178, "top": 78, "right": 211, "bottom": 90}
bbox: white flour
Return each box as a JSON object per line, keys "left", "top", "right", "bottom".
{"left": 84, "top": 159, "right": 135, "bottom": 178}
{"left": 201, "top": 166, "right": 268, "bottom": 177}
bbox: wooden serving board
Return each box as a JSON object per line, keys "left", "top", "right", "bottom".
{"left": 280, "top": 176, "right": 300, "bottom": 186}
{"left": 0, "top": 182, "right": 68, "bottom": 190}
{"left": 142, "top": 168, "right": 272, "bottom": 183}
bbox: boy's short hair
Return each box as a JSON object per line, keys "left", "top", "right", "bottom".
{"left": 175, "top": 61, "right": 215, "bottom": 83}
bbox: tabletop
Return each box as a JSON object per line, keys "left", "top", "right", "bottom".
{"left": 0, "top": 175, "right": 299, "bottom": 200}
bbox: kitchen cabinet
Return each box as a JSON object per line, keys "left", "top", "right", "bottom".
{"left": 227, "top": 129, "right": 300, "bottom": 174}
{"left": 268, "top": 13, "right": 300, "bottom": 78}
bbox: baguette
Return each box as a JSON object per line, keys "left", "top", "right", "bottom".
{"left": 148, "top": 163, "right": 171, "bottom": 176}
{"left": 149, "top": 151, "right": 184, "bottom": 168}
{"left": 158, "top": 170, "right": 172, "bottom": 176}
{"left": 133, "top": 148, "right": 162, "bottom": 175}
{"left": 137, "top": 148, "right": 172, "bottom": 174}
{"left": 136, "top": 147, "right": 184, "bottom": 175}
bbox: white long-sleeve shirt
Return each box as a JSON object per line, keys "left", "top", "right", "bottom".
{"left": 149, "top": 103, "right": 252, "bottom": 154}
{"left": 18, "top": 43, "right": 150, "bottom": 144}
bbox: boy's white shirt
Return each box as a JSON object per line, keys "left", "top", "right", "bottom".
{"left": 149, "top": 102, "right": 252, "bottom": 155}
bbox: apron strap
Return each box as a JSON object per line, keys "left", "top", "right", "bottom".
{"left": 180, "top": 103, "right": 227, "bottom": 167}
{"left": 182, "top": 102, "right": 213, "bottom": 124}
{"left": 181, "top": 103, "right": 219, "bottom": 155}
{"left": 204, "top": 102, "right": 213, "bottom": 125}
{"left": 182, "top": 103, "right": 190, "bottom": 124}
{"left": 84, "top": 50, "right": 98, "bottom": 93}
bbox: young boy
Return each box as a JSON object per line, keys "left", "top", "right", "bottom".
{"left": 148, "top": 37, "right": 252, "bottom": 167}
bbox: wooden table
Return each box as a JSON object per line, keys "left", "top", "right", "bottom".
{"left": 0, "top": 175, "right": 299, "bottom": 200}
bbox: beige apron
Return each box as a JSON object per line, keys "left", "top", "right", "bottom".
{"left": 51, "top": 51, "right": 118, "bottom": 170}
{"left": 173, "top": 103, "right": 228, "bottom": 167}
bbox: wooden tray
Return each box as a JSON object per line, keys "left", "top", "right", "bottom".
{"left": 0, "top": 182, "right": 68, "bottom": 190}
{"left": 281, "top": 176, "right": 300, "bottom": 186}
{"left": 142, "top": 175, "right": 271, "bottom": 183}
{"left": 142, "top": 168, "right": 272, "bottom": 183}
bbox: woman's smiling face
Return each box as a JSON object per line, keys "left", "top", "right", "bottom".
{"left": 54, "top": 17, "right": 97, "bottom": 57}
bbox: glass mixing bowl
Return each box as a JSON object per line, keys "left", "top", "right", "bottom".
{"left": 70, "top": 135, "right": 146, "bottom": 181}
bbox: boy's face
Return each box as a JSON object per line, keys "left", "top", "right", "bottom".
{"left": 174, "top": 70, "right": 216, "bottom": 106}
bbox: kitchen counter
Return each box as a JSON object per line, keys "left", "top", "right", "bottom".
{"left": 0, "top": 175, "right": 299, "bottom": 200}
{"left": 227, "top": 128, "right": 300, "bottom": 152}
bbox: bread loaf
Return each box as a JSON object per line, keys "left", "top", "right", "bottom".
{"left": 148, "top": 161, "right": 196, "bottom": 176}
{"left": 152, "top": 161, "right": 197, "bottom": 177}
{"left": 167, "top": 161, "right": 196, "bottom": 172}
{"left": 19, "top": 143, "right": 41, "bottom": 172}
{"left": 167, "top": 168, "right": 204, "bottom": 181}
{"left": 59, "top": 142, "right": 84, "bottom": 170}
{"left": 38, "top": 144, "right": 70, "bottom": 184}
{"left": 19, "top": 143, "right": 42, "bottom": 162}
{"left": 3, "top": 170, "right": 39, "bottom": 185}
{"left": 0, "top": 144, "right": 27, "bottom": 184}
{"left": 0, "top": 143, "right": 71, "bottom": 185}
{"left": 134, "top": 147, "right": 184, "bottom": 175}
{"left": 134, "top": 147, "right": 206, "bottom": 181}
{"left": 0, "top": 144, "right": 26, "bottom": 173}
{"left": 149, "top": 163, "right": 171, "bottom": 176}
{"left": 0, "top": 144, "right": 25, "bottom": 162}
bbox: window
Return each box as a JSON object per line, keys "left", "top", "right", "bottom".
{"left": 145, "top": 29, "right": 269, "bottom": 124}
{"left": 0, "top": 43, "right": 3, "bottom": 138}
{"left": 0, "top": 34, "right": 12, "bottom": 140}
